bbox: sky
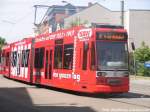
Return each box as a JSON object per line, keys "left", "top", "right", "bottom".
{"left": 0, "top": 0, "right": 150, "bottom": 43}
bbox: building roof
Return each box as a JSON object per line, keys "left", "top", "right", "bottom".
{"left": 40, "top": 3, "right": 87, "bottom": 24}
{"left": 64, "top": 3, "right": 111, "bottom": 20}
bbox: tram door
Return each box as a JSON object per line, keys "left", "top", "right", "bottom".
{"left": 45, "top": 47, "right": 53, "bottom": 79}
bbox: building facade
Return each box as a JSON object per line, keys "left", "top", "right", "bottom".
{"left": 37, "top": 3, "right": 87, "bottom": 34}
{"left": 64, "top": 3, "right": 121, "bottom": 28}
{"left": 64, "top": 3, "right": 150, "bottom": 49}
{"left": 36, "top": 2, "right": 150, "bottom": 49}
{"left": 126, "top": 10, "right": 150, "bottom": 49}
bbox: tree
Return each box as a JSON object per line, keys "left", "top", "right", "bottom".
{"left": 134, "top": 42, "right": 150, "bottom": 76}
{"left": 0, "top": 36, "right": 7, "bottom": 51}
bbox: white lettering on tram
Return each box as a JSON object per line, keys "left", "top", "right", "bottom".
{"left": 35, "top": 30, "right": 75, "bottom": 42}
{"left": 53, "top": 72, "right": 80, "bottom": 81}
{"left": 11, "top": 43, "right": 31, "bottom": 79}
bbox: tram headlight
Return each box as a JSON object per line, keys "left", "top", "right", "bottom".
{"left": 97, "top": 71, "right": 107, "bottom": 77}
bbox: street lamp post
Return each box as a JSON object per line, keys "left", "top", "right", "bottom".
{"left": 121, "top": 0, "right": 124, "bottom": 26}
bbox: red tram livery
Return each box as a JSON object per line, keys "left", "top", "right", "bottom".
{"left": 0, "top": 44, "right": 10, "bottom": 77}
{"left": 0, "top": 26, "right": 129, "bottom": 93}
{"left": 10, "top": 37, "right": 33, "bottom": 82}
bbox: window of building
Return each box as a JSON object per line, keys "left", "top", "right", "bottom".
{"left": 63, "top": 44, "right": 73, "bottom": 69}
{"left": 34, "top": 47, "right": 45, "bottom": 68}
{"left": 54, "top": 45, "right": 63, "bottom": 69}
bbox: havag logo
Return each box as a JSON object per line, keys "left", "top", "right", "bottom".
{"left": 77, "top": 28, "right": 92, "bottom": 40}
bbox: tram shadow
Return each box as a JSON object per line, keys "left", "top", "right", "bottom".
{"left": 78, "top": 92, "right": 150, "bottom": 99}
{"left": 107, "top": 92, "right": 150, "bottom": 98}
{"left": 47, "top": 87, "right": 150, "bottom": 99}
{"left": 0, "top": 87, "right": 96, "bottom": 112}
{"left": 35, "top": 84, "right": 150, "bottom": 99}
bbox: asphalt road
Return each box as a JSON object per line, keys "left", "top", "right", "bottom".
{"left": 0, "top": 75, "right": 150, "bottom": 112}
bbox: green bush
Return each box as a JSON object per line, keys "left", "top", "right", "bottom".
{"left": 134, "top": 42, "right": 150, "bottom": 76}
{"left": 136, "top": 62, "right": 150, "bottom": 76}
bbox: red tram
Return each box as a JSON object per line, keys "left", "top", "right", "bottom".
{"left": 0, "top": 26, "right": 129, "bottom": 93}
{"left": 0, "top": 44, "right": 10, "bottom": 77}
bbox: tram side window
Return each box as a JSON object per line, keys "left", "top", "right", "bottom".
{"left": 54, "top": 45, "right": 63, "bottom": 69}
{"left": 22, "top": 49, "right": 30, "bottom": 67}
{"left": 22, "top": 50, "right": 25, "bottom": 67}
{"left": 34, "top": 49, "right": 39, "bottom": 68}
{"left": 82, "top": 42, "right": 89, "bottom": 70}
{"left": 91, "top": 42, "right": 96, "bottom": 70}
{"left": 12, "top": 51, "right": 17, "bottom": 67}
{"left": 34, "top": 48, "right": 45, "bottom": 68}
{"left": 1, "top": 54, "right": 5, "bottom": 66}
{"left": 6, "top": 52, "right": 9, "bottom": 66}
{"left": 63, "top": 44, "right": 73, "bottom": 70}
{"left": 1, "top": 53, "right": 5, "bottom": 65}
{"left": 0, "top": 57, "right": 1, "bottom": 64}
{"left": 11, "top": 53, "right": 13, "bottom": 66}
